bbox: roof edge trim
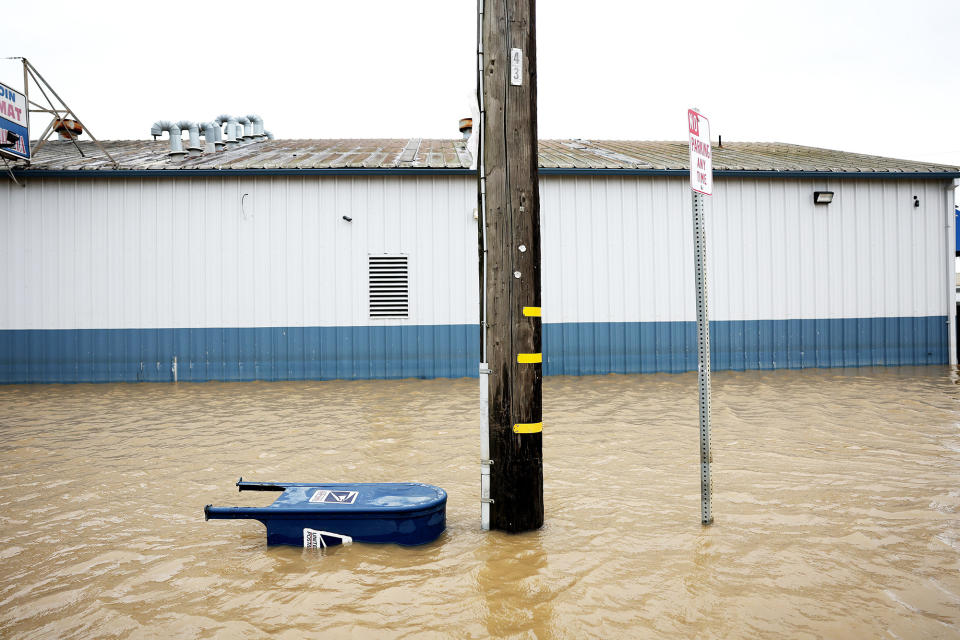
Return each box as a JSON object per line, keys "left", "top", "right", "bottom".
{"left": 11, "top": 168, "right": 960, "bottom": 180}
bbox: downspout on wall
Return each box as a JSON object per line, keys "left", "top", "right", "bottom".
{"left": 947, "top": 178, "right": 959, "bottom": 365}
{"left": 149, "top": 120, "right": 185, "bottom": 156}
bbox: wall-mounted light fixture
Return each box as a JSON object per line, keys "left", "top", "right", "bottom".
{"left": 813, "top": 191, "right": 834, "bottom": 205}
{"left": 342, "top": 215, "right": 353, "bottom": 222}
{"left": 913, "top": 196, "right": 920, "bottom": 208}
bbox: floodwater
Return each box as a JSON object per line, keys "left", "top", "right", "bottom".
{"left": 1, "top": 368, "right": 959, "bottom": 639}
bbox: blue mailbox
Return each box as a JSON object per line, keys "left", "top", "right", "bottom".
{"left": 205, "top": 479, "right": 447, "bottom": 547}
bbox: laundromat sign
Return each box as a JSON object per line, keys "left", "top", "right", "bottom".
{"left": 0, "top": 81, "right": 29, "bottom": 160}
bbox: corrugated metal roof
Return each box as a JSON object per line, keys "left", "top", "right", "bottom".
{"left": 12, "top": 138, "right": 960, "bottom": 175}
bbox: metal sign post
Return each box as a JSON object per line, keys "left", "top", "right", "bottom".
{"left": 688, "top": 107, "right": 713, "bottom": 526}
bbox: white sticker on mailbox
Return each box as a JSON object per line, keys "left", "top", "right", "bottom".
{"left": 309, "top": 489, "right": 358, "bottom": 504}
{"left": 303, "top": 528, "right": 353, "bottom": 548}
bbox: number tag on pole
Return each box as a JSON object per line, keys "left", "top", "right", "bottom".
{"left": 510, "top": 49, "right": 523, "bottom": 86}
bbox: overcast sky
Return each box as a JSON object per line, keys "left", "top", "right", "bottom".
{"left": 2, "top": 0, "right": 959, "bottom": 182}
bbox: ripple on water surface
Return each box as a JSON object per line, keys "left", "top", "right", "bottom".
{"left": 1, "top": 367, "right": 959, "bottom": 638}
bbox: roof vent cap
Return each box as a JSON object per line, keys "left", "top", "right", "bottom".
{"left": 54, "top": 118, "right": 83, "bottom": 140}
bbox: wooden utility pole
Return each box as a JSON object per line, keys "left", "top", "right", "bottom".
{"left": 477, "top": 0, "right": 543, "bottom": 532}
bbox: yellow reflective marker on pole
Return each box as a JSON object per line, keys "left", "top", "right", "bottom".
{"left": 513, "top": 422, "right": 543, "bottom": 434}
{"left": 517, "top": 353, "right": 542, "bottom": 364}
{"left": 522, "top": 306, "right": 541, "bottom": 317}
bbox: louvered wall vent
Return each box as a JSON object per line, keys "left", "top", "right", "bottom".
{"left": 369, "top": 254, "right": 409, "bottom": 318}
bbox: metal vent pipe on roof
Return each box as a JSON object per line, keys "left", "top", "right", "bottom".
{"left": 215, "top": 115, "right": 240, "bottom": 148}
{"left": 458, "top": 118, "right": 472, "bottom": 140}
{"left": 246, "top": 114, "right": 265, "bottom": 141}
{"left": 150, "top": 120, "right": 186, "bottom": 156}
{"left": 199, "top": 121, "right": 225, "bottom": 153}
{"left": 237, "top": 116, "right": 252, "bottom": 143}
{"left": 176, "top": 120, "right": 202, "bottom": 156}
{"left": 54, "top": 119, "right": 83, "bottom": 140}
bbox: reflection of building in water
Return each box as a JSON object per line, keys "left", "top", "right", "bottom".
{"left": 3, "top": 137, "right": 959, "bottom": 382}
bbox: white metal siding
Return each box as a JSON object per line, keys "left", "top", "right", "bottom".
{"left": 0, "top": 176, "right": 478, "bottom": 331}
{"left": 539, "top": 176, "right": 948, "bottom": 324}
{"left": 0, "top": 174, "right": 949, "bottom": 330}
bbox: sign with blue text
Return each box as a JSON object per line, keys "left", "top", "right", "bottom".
{"left": 0, "top": 81, "right": 29, "bottom": 160}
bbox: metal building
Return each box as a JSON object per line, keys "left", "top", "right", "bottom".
{"left": 2, "top": 138, "right": 958, "bottom": 383}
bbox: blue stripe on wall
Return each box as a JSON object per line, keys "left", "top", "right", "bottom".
{"left": 0, "top": 325, "right": 477, "bottom": 384}
{"left": 0, "top": 316, "right": 947, "bottom": 384}
{"left": 542, "top": 316, "right": 947, "bottom": 376}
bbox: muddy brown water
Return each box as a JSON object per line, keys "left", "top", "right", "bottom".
{"left": 1, "top": 367, "right": 959, "bottom": 639}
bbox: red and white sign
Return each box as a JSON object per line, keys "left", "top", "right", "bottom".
{"left": 0, "top": 83, "right": 27, "bottom": 127}
{"left": 0, "top": 81, "right": 29, "bottom": 160}
{"left": 687, "top": 108, "right": 712, "bottom": 195}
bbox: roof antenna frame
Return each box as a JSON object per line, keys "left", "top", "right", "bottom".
{"left": 3, "top": 56, "right": 119, "bottom": 168}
